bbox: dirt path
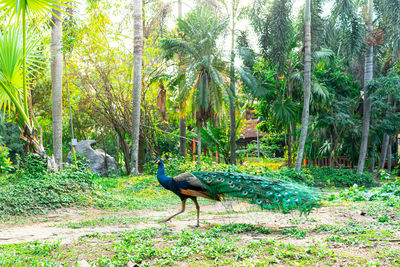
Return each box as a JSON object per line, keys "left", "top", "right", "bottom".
{"left": 0, "top": 201, "right": 385, "bottom": 246}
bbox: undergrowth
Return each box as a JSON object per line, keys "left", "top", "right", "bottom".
{"left": 0, "top": 224, "right": 380, "bottom": 266}
{"left": 144, "top": 156, "right": 377, "bottom": 188}
{"left": 0, "top": 154, "right": 97, "bottom": 216}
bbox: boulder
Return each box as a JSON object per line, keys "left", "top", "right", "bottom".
{"left": 68, "top": 140, "right": 117, "bottom": 176}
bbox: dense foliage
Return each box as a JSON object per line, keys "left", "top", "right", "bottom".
{"left": 144, "top": 156, "right": 377, "bottom": 188}
{"left": 0, "top": 155, "right": 97, "bottom": 216}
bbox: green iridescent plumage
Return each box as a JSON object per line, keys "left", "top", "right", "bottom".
{"left": 191, "top": 171, "right": 320, "bottom": 215}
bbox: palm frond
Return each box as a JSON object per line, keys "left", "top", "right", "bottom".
{"left": 270, "top": 97, "right": 299, "bottom": 127}
{"left": 311, "top": 81, "right": 330, "bottom": 103}
{"left": 314, "top": 48, "right": 334, "bottom": 61}
{"left": 0, "top": 0, "right": 74, "bottom": 21}
{"left": 0, "top": 26, "right": 42, "bottom": 116}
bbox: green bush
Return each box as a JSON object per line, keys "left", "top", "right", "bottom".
{"left": 0, "top": 146, "right": 14, "bottom": 175}
{"left": 0, "top": 115, "right": 24, "bottom": 163}
{"left": 0, "top": 154, "right": 97, "bottom": 216}
{"left": 339, "top": 178, "right": 400, "bottom": 202}
{"left": 306, "top": 167, "right": 377, "bottom": 187}
{"left": 17, "top": 154, "right": 47, "bottom": 179}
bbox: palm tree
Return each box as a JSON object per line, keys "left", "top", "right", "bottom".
{"left": 228, "top": 0, "right": 240, "bottom": 165}
{"left": 374, "top": 0, "right": 400, "bottom": 170}
{"left": 161, "top": 6, "right": 228, "bottom": 165}
{"left": 217, "top": 0, "right": 240, "bottom": 165}
{"left": 357, "top": 0, "right": 373, "bottom": 173}
{"left": 0, "top": 26, "right": 39, "bottom": 148}
{"left": 295, "top": 0, "right": 312, "bottom": 172}
{"left": 325, "top": 0, "right": 364, "bottom": 61}
{"left": 177, "top": 0, "right": 187, "bottom": 158}
{"left": 378, "top": 94, "right": 393, "bottom": 170}
{"left": 131, "top": 0, "right": 143, "bottom": 175}
{"left": 51, "top": 7, "right": 63, "bottom": 169}
{"left": 0, "top": 0, "right": 71, "bottom": 157}
{"left": 250, "top": 0, "right": 300, "bottom": 167}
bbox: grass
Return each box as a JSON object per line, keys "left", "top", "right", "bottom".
{"left": 280, "top": 228, "right": 308, "bottom": 239}
{"left": 93, "top": 175, "right": 181, "bottom": 211}
{"left": 0, "top": 225, "right": 380, "bottom": 266}
{"left": 1, "top": 162, "right": 400, "bottom": 266}
{"left": 55, "top": 216, "right": 148, "bottom": 229}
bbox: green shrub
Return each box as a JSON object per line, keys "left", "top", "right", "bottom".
{"left": 0, "top": 154, "right": 97, "bottom": 216}
{"left": 306, "top": 166, "right": 377, "bottom": 187}
{"left": 0, "top": 116, "right": 24, "bottom": 163}
{"left": 339, "top": 178, "right": 400, "bottom": 204}
{"left": 0, "top": 146, "right": 13, "bottom": 175}
{"left": 16, "top": 153, "right": 47, "bottom": 179}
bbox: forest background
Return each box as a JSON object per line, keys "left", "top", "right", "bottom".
{"left": 0, "top": 0, "right": 399, "bottom": 177}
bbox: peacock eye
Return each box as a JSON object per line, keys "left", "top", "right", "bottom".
{"left": 284, "top": 198, "right": 290, "bottom": 202}
{"left": 256, "top": 199, "right": 262, "bottom": 204}
{"left": 230, "top": 184, "right": 235, "bottom": 188}
{"left": 243, "top": 191, "right": 248, "bottom": 195}
{"left": 236, "top": 186, "right": 242, "bottom": 190}
{"left": 275, "top": 193, "right": 281, "bottom": 197}
{"left": 228, "top": 180, "right": 233, "bottom": 184}
{"left": 266, "top": 191, "right": 273, "bottom": 195}
{"left": 249, "top": 188, "right": 254, "bottom": 193}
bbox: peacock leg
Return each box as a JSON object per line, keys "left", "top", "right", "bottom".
{"left": 160, "top": 198, "right": 187, "bottom": 223}
{"left": 192, "top": 197, "right": 200, "bottom": 227}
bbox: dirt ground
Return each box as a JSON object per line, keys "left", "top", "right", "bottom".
{"left": 1, "top": 200, "right": 398, "bottom": 252}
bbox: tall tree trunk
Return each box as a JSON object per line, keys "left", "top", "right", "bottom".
{"left": 178, "top": 0, "right": 187, "bottom": 158}
{"left": 197, "top": 124, "right": 201, "bottom": 165}
{"left": 380, "top": 133, "right": 390, "bottom": 170}
{"left": 287, "top": 126, "right": 292, "bottom": 168}
{"left": 119, "top": 134, "right": 131, "bottom": 174}
{"left": 378, "top": 94, "right": 393, "bottom": 170}
{"left": 369, "top": 147, "right": 375, "bottom": 172}
{"left": 357, "top": 18, "right": 374, "bottom": 173}
{"left": 51, "top": 7, "right": 63, "bottom": 169}
{"left": 131, "top": 0, "right": 143, "bottom": 175}
{"left": 138, "top": 130, "right": 145, "bottom": 173}
{"left": 387, "top": 139, "right": 392, "bottom": 171}
{"left": 229, "top": 10, "right": 236, "bottom": 165}
{"left": 295, "top": 0, "right": 311, "bottom": 172}
{"left": 179, "top": 117, "right": 186, "bottom": 157}
{"left": 229, "top": 81, "right": 236, "bottom": 165}
{"left": 357, "top": 0, "right": 373, "bottom": 174}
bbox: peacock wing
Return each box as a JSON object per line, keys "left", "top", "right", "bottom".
{"left": 191, "top": 171, "right": 320, "bottom": 215}
{"left": 172, "top": 173, "right": 214, "bottom": 200}
{"left": 173, "top": 173, "right": 206, "bottom": 189}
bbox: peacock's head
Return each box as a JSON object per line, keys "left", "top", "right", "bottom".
{"left": 155, "top": 158, "right": 163, "bottom": 166}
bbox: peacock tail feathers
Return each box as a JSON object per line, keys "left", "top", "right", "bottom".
{"left": 191, "top": 171, "right": 320, "bottom": 215}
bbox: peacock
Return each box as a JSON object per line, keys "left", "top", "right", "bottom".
{"left": 155, "top": 159, "right": 320, "bottom": 227}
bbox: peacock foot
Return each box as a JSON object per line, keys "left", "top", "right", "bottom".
{"left": 188, "top": 224, "right": 200, "bottom": 228}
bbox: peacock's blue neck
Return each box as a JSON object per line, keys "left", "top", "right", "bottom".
{"left": 157, "top": 163, "right": 171, "bottom": 188}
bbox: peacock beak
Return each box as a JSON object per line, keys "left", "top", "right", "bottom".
{"left": 155, "top": 159, "right": 161, "bottom": 164}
